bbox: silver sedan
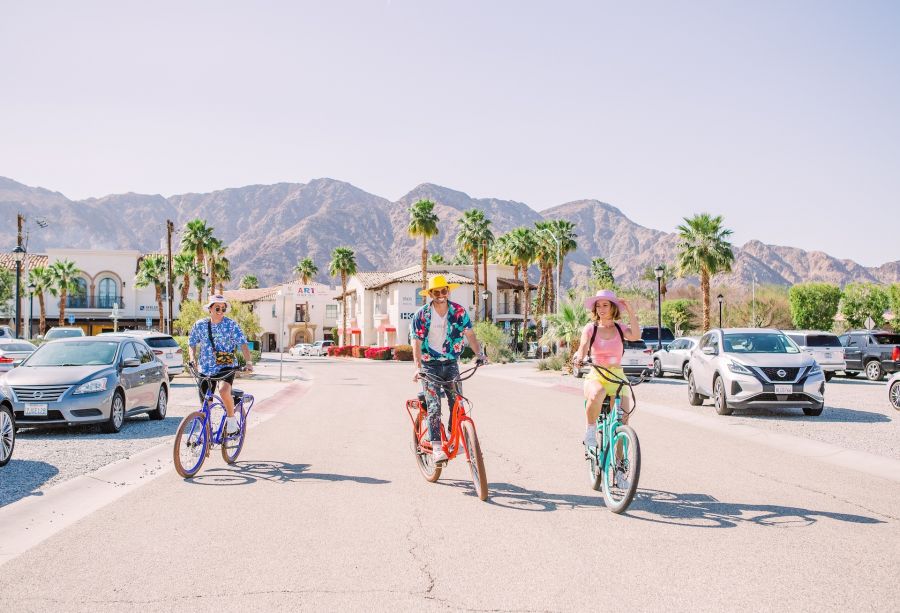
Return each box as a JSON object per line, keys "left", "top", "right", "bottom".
{"left": 0, "top": 336, "right": 169, "bottom": 433}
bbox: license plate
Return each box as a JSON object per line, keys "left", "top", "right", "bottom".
{"left": 24, "top": 403, "right": 48, "bottom": 416}
{"left": 824, "top": 352, "right": 832, "bottom": 359}
{"left": 628, "top": 359, "right": 639, "bottom": 365}
{"left": 775, "top": 384, "right": 792, "bottom": 395}
{"left": 165, "top": 353, "right": 173, "bottom": 359}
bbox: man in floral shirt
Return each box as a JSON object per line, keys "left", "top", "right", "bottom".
{"left": 412, "top": 275, "right": 486, "bottom": 464}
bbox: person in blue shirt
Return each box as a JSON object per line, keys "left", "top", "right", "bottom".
{"left": 187, "top": 295, "right": 253, "bottom": 434}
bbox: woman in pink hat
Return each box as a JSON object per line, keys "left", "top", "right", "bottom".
{"left": 573, "top": 290, "right": 641, "bottom": 448}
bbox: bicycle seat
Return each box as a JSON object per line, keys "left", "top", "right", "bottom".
{"left": 232, "top": 389, "right": 245, "bottom": 402}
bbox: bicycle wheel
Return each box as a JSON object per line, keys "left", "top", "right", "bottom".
{"left": 414, "top": 413, "right": 442, "bottom": 482}
{"left": 221, "top": 404, "right": 247, "bottom": 464}
{"left": 601, "top": 424, "right": 640, "bottom": 514}
{"left": 461, "top": 420, "right": 488, "bottom": 501}
{"left": 173, "top": 411, "right": 209, "bottom": 478}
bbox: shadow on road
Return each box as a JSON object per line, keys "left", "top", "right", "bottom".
{"left": 186, "top": 460, "right": 392, "bottom": 487}
{"left": 740, "top": 405, "right": 892, "bottom": 423}
{"left": 437, "top": 479, "right": 604, "bottom": 511}
{"left": 17, "top": 415, "right": 182, "bottom": 440}
{"left": 0, "top": 459, "right": 60, "bottom": 508}
{"left": 626, "top": 489, "right": 886, "bottom": 528}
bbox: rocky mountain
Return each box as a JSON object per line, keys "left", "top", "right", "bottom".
{"left": 1, "top": 176, "right": 897, "bottom": 289}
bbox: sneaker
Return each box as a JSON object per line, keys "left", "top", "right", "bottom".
{"left": 614, "top": 461, "right": 630, "bottom": 490}
{"left": 583, "top": 429, "right": 598, "bottom": 449}
{"left": 432, "top": 443, "right": 448, "bottom": 464}
{"left": 226, "top": 416, "right": 240, "bottom": 435}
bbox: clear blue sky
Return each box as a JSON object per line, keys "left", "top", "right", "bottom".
{"left": 2, "top": 1, "right": 898, "bottom": 265}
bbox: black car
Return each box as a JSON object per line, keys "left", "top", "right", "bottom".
{"left": 838, "top": 330, "right": 900, "bottom": 381}
{"left": 641, "top": 326, "right": 675, "bottom": 350}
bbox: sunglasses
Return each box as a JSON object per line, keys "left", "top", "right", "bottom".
{"left": 212, "top": 307, "right": 227, "bottom": 313}
{"left": 430, "top": 288, "right": 449, "bottom": 296}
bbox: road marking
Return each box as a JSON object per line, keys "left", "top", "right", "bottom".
{"left": 0, "top": 381, "right": 309, "bottom": 567}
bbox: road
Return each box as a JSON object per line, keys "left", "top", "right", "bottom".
{"left": 0, "top": 356, "right": 898, "bottom": 612}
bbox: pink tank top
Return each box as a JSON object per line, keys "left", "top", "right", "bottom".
{"left": 585, "top": 323, "right": 623, "bottom": 365}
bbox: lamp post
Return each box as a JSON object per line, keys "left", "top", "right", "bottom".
{"left": 717, "top": 294, "right": 724, "bottom": 329}
{"left": 12, "top": 245, "right": 25, "bottom": 338}
{"left": 537, "top": 228, "right": 561, "bottom": 314}
{"left": 481, "top": 290, "right": 490, "bottom": 323}
{"left": 27, "top": 281, "right": 35, "bottom": 339}
{"left": 654, "top": 265, "right": 664, "bottom": 351}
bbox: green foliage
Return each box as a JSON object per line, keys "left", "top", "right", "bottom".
{"left": 428, "top": 253, "right": 447, "bottom": 265}
{"left": 676, "top": 213, "right": 735, "bottom": 331}
{"left": 473, "top": 321, "right": 510, "bottom": 363}
{"left": 789, "top": 283, "right": 842, "bottom": 331}
{"left": 724, "top": 286, "right": 792, "bottom": 329}
{"left": 589, "top": 257, "right": 616, "bottom": 289}
{"left": 293, "top": 258, "right": 319, "bottom": 284}
{"left": 239, "top": 275, "right": 259, "bottom": 289}
{"left": 840, "top": 283, "right": 891, "bottom": 329}
{"left": 662, "top": 299, "right": 698, "bottom": 335}
{"left": 0, "top": 267, "right": 13, "bottom": 315}
{"left": 540, "top": 298, "right": 590, "bottom": 352}
{"left": 173, "top": 299, "right": 262, "bottom": 341}
{"left": 889, "top": 284, "right": 900, "bottom": 330}
{"left": 537, "top": 350, "right": 570, "bottom": 371}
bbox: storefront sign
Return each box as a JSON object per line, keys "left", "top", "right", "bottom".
{"left": 139, "top": 305, "right": 160, "bottom": 312}
{"left": 400, "top": 312, "right": 415, "bottom": 320}
{"left": 297, "top": 287, "right": 316, "bottom": 295}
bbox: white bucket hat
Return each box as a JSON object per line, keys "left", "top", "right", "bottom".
{"left": 205, "top": 295, "right": 228, "bottom": 310}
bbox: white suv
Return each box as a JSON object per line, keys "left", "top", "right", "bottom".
{"left": 100, "top": 330, "right": 183, "bottom": 380}
{"left": 311, "top": 340, "right": 335, "bottom": 356}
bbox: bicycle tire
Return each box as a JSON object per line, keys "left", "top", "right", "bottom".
{"left": 601, "top": 424, "right": 641, "bottom": 514}
{"left": 221, "top": 404, "right": 247, "bottom": 464}
{"left": 173, "top": 411, "right": 209, "bottom": 478}
{"left": 414, "top": 413, "right": 441, "bottom": 482}
{"left": 461, "top": 420, "right": 488, "bottom": 501}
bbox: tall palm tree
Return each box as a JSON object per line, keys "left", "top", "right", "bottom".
{"left": 293, "top": 257, "right": 319, "bottom": 285}
{"left": 533, "top": 221, "right": 559, "bottom": 316}
{"left": 27, "top": 266, "right": 53, "bottom": 335}
{"left": 508, "top": 227, "right": 537, "bottom": 325}
{"left": 48, "top": 259, "right": 82, "bottom": 326}
{"left": 544, "top": 219, "right": 577, "bottom": 312}
{"left": 676, "top": 213, "right": 735, "bottom": 331}
{"left": 135, "top": 254, "right": 167, "bottom": 327}
{"left": 190, "top": 265, "right": 206, "bottom": 303}
{"left": 641, "top": 263, "right": 674, "bottom": 303}
{"left": 181, "top": 219, "right": 215, "bottom": 302}
{"left": 407, "top": 199, "right": 440, "bottom": 295}
{"left": 428, "top": 253, "right": 447, "bottom": 265}
{"left": 173, "top": 252, "right": 198, "bottom": 305}
{"left": 491, "top": 232, "right": 515, "bottom": 273}
{"left": 455, "top": 209, "right": 493, "bottom": 321}
{"left": 240, "top": 275, "right": 259, "bottom": 289}
{"left": 207, "top": 237, "right": 224, "bottom": 296}
{"left": 214, "top": 256, "right": 231, "bottom": 294}
{"left": 328, "top": 247, "right": 358, "bottom": 346}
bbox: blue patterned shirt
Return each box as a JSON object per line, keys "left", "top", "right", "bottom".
{"left": 188, "top": 317, "right": 248, "bottom": 374}
{"left": 412, "top": 301, "right": 473, "bottom": 361}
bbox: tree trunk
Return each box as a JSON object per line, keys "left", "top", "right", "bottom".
{"left": 523, "top": 269, "right": 531, "bottom": 332}
{"left": 422, "top": 236, "right": 428, "bottom": 295}
{"left": 210, "top": 259, "right": 217, "bottom": 298}
{"left": 181, "top": 275, "right": 190, "bottom": 304}
{"left": 701, "top": 268, "right": 711, "bottom": 331}
{"left": 472, "top": 249, "right": 480, "bottom": 322}
{"left": 513, "top": 264, "right": 520, "bottom": 282}
{"left": 557, "top": 258, "right": 564, "bottom": 311}
{"left": 38, "top": 293, "right": 46, "bottom": 335}
{"left": 341, "top": 272, "right": 348, "bottom": 346}
{"left": 155, "top": 286, "right": 164, "bottom": 331}
{"left": 59, "top": 289, "right": 67, "bottom": 326}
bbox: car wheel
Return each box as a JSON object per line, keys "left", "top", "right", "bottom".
{"left": 0, "top": 404, "right": 15, "bottom": 467}
{"left": 713, "top": 376, "right": 733, "bottom": 415}
{"left": 682, "top": 362, "right": 690, "bottom": 380}
{"left": 824, "top": 372, "right": 833, "bottom": 382}
{"left": 687, "top": 371, "right": 703, "bottom": 406}
{"left": 803, "top": 405, "right": 824, "bottom": 416}
{"left": 149, "top": 386, "right": 167, "bottom": 421}
{"left": 889, "top": 380, "right": 900, "bottom": 411}
{"left": 864, "top": 361, "right": 883, "bottom": 381}
{"left": 652, "top": 359, "right": 663, "bottom": 378}
{"left": 103, "top": 391, "right": 126, "bottom": 433}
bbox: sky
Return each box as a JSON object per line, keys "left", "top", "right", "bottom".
{"left": 1, "top": 0, "right": 898, "bottom": 266}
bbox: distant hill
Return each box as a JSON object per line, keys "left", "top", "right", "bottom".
{"left": 1, "top": 176, "right": 897, "bottom": 288}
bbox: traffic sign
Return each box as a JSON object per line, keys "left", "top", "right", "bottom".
{"left": 67, "top": 314, "right": 74, "bottom": 325}
{"left": 146, "top": 317, "right": 153, "bottom": 328}
{"left": 864, "top": 316, "right": 876, "bottom": 330}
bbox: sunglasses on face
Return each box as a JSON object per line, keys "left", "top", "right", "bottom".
{"left": 430, "top": 288, "right": 449, "bottom": 297}
{"left": 212, "top": 307, "right": 227, "bottom": 313}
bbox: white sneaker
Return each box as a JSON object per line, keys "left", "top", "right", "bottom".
{"left": 226, "top": 416, "right": 240, "bottom": 435}
{"left": 614, "top": 462, "right": 630, "bottom": 490}
{"left": 583, "top": 429, "right": 598, "bottom": 448}
{"left": 432, "top": 442, "right": 448, "bottom": 464}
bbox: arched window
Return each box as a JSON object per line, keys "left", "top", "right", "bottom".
{"left": 67, "top": 278, "right": 88, "bottom": 308}
{"left": 98, "top": 278, "right": 119, "bottom": 309}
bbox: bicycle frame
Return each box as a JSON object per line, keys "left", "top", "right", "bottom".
{"left": 188, "top": 366, "right": 255, "bottom": 446}
{"left": 405, "top": 364, "right": 480, "bottom": 462}
{"left": 585, "top": 363, "right": 645, "bottom": 471}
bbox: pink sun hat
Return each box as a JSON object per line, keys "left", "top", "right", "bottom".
{"left": 584, "top": 289, "right": 624, "bottom": 312}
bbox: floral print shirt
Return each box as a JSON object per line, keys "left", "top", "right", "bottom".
{"left": 188, "top": 317, "right": 248, "bottom": 374}
{"left": 412, "top": 301, "right": 473, "bottom": 362}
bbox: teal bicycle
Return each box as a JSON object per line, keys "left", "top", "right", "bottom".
{"left": 583, "top": 359, "right": 647, "bottom": 513}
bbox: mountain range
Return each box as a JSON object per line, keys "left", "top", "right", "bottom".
{"left": 1, "top": 176, "right": 897, "bottom": 290}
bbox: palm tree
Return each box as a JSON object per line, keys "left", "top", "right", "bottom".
{"left": 455, "top": 209, "right": 493, "bottom": 321}
{"left": 676, "top": 213, "right": 735, "bottom": 331}
{"left": 181, "top": 219, "right": 215, "bottom": 302}
{"left": 491, "top": 233, "right": 515, "bottom": 273}
{"left": 173, "top": 252, "right": 199, "bottom": 304}
{"left": 240, "top": 275, "right": 259, "bottom": 289}
{"left": 533, "top": 221, "right": 559, "bottom": 316}
{"left": 214, "top": 256, "right": 231, "bottom": 294}
{"left": 293, "top": 257, "right": 319, "bottom": 285}
{"left": 328, "top": 247, "right": 358, "bottom": 346}
{"left": 508, "top": 227, "right": 537, "bottom": 325}
{"left": 428, "top": 253, "right": 447, "bottom": 265}
{"left": 190, "top": 265, "right": 206, "bottom": 303}
{"left": 48, "top": 259, "right": 82, "bottom": 326}
{"left": 207, "top": 237, "right": 224, "bottom": 296}
{"left": 539, "top": 297, "right": 591, "bottom": 372}
{"left": 641, "top": 263, "right": 674, "bottom": 303}
{"left": 407, "top": 199, "right": 440, "bottom": 295}
{"left": 135, "top": 255, "right": 168, "bottom": 327}
{"left": 27, "top": 266, "right": 53, "bottom": 335}
{"left": 545, "top": 219, "right": 577, "bottom": 311}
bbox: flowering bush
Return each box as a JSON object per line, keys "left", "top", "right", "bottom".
{"left": 393, "top": 344, "right": 414, "bottom": 361}
{"left": 328, "top": 345, "right": 357, "bottom": 357}
{"left": 351, "top": 346, "right": 368, "bottom": 358}
{"left": 365, "top": 346, "right": 393, "bottom": 360}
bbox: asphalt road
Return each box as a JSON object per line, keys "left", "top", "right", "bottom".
{"left": 0, "top": 357, "right": 897, "bottom": 612}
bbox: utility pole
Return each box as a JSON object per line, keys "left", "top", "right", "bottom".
{"left": 166, "top": 220, "right": 175, "bottom": 335}
{"left": 482, "top": 240, "right": 489, "bottom": 321}
{"left": 16, "top": 214, "right": 25, "bottom": 338}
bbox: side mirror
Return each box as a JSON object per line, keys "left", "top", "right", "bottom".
{"left": 122, "top": 358, "right": 140, "bottom": 368}
{"left": 701, "top": 346, "right": 717, "bottom": 356}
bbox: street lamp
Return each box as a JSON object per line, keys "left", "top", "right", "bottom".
{"left": 537, "top": 228, "right": 561, "bottom": 314}
{"left": 717, "top": 294, "right": 724, "bottom": 329}
{"left": 654, "top": 265, "right": 664, "bottom": 351}
{"left": 12, "top": 245, "right": 25, "bottom": 338}
{"left": 481, "top": 290, "right": 490, "bottom": 323}
{"left": 27, "top": 281, "right": 35, "bottom": 339}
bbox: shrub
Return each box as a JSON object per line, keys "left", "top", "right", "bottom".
{"left": 789, "top": 283, "right": 841, "bottom": 331}
{"left": 351, "top": 346, "right": 367, "bottom": 358}
{"left": 474, "top": 321, "right": 511, "bottom": 363}
{"left": 365, "top": 346, "right": 393, "bottom": 360}
{"left": 393, "top": 344, "right": 413, "bottom": 361}
{"left": 839, "top": 283, "right": 890, "bottom": 329}
{"left": 329, "top": 345, "right": 357, "bottom": 357}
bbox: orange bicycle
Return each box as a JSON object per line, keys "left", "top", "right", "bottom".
{"left": 405, "top": 363, "right": 488, "bottom": 501}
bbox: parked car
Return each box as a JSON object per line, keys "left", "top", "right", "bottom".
{"left": 575, "top": 339, "right": 654, "bottom": 378}
{"left": 0, "top": 387, "right": 14, "bottom": 467}
{"left": 651, "top": 336, "right": 700, "bottom": 379}
{"left": 838, "top": 330, "right": 900, "bottom": 381}
{"left": 289, "top": 343, "right": 312, "bottom": 356}
{"left": 0, "top": 339, "right": 38, "bottom": 373}
{"left": 311, "top": 340, "right": 335, "bottom": 356}
{"left": 0, "top": 325, "right": 14, "bottom": 340}
{"left": 686, "top": 328, "right": 825, "bottom": 416}
{"left": 641, "top": 326, "right": 676, "bottom": 351}
{"left": 782, "top": 330, "right": 846, "bottom": 381}
{"left": 888, "top": 372, "right": 900, "bottom": 411}
{"left": 42, "top": 326, "right": 86, "bottom": 341}
{"left": 0, "top": 336, "right": 168, "bottom": 433}
{"left": 99, "top": 331, "right": 183, "bottom": 381}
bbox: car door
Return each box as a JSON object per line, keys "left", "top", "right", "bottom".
{"left": 119, "top": 342, "right": 142, "bottom": 410}
{"left": 842, "top": 334, "right": 862, "bottom": 370}
{"left": 664, "top": 339, "right": 683, "bottom": 372}
{"left": 692, "top": 333, "right": 718, "bottom": 395}
{"left": 134, "top": 342, "right": 162, "bottom": 408}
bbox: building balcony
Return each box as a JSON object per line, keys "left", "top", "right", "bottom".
{"left": 65, "top": 295, "right": 125, "bottom": 310}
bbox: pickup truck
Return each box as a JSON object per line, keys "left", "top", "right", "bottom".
{"left": 838, "top": 330, "right": 900, "bottom": 381}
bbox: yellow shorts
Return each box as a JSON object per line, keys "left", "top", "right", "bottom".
{"left": 584, "top": 366, "right": 630, "bottom": 398}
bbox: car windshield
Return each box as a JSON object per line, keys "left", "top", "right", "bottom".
{"left": 0, "top": 343, "right": 36, "bottom": 352}
{"left": 45, "top": 329, "right": 84, "bottom": 339}
{"left": 723, "top": 333, "right": 799, "bottom": 354}
{"left": 642, "top": 328, "right": 675, "bottom": 342}
{"left": 26, "top": 341, "right": 119, "bottom": 366}
{"left": 803, "top": 335, "right": 842, "bottom": 348}
{"left": 145, "top": 337, "right": 179, "bottom": 349}
{"left": 873, "top": 334, "right": 900, "bottom": 345}
{"left": 624, "top": 340, "right": 647, "bottom": 350}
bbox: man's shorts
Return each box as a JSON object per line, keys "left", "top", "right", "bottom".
{"left": 198, "top": 368, "right": 237, "bottom": 402}
{"left": 584, "top": 365, "right": 630, "bottom": 398}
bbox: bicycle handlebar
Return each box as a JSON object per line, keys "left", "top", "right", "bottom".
{"left": 579, "top": 357, "right": 650, "bottom": 387}
{"left": 416, "top": 361, "right": 482, "bottom": 385}
{"left": 187, "top": 362, "right": 248, "bottom": 383}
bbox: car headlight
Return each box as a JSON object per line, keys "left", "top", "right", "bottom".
{"left": 808, "top": 364, "right": 822, "bottom": 376}
{"left": 728, "top": 360, "right": 752, "bottom": 375}
{"left": 74, "top": 377, "right": 108, "bottom": 395}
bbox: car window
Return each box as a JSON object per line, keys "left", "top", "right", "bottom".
{"left": 144, "top": 336, "right": 179, "bottom": 349}
{"left": 121, "top": 342, "right": 138, "bottom": 363}
{"left": 136, "top": 343, "right": 154, "bottom": 364}
{"left": 624, "top": 340, "right": 647, "bottom": 350}
{"left": 0, "top": 342, "right": 36, "bottom": 352}
{"left": 873, "top": 334, "right": 900, "bottom": 345}
{"left": 698, "top": 333, "right": 712, "bottom": 350}
{"left": 805, "top": 334, "right": 842, "bottom": 348}
{"left": 708, "top": 335, "right": 720, "bottom": 353}
{"left": 786, "top": 334, "right": 804, "bottom": 347}
{"left": 723, "top": 332, "right": 800, "bottom": 354}
{"left": 45, "top": 328, "right": 84, "bottom": 339}
{"left": 27, "top": 341, "right": 119, "bottom": 366}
